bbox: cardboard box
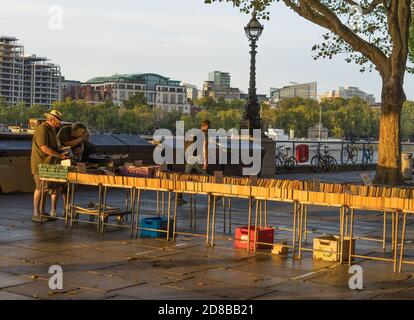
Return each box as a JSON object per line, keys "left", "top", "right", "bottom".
{"left": 313, "top": 235, "right": 355, "bottom": 262}
{"left": 271, "top": 241, "right": 289, "bottom": 255}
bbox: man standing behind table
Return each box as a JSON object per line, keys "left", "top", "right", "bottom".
{"left": 31, "top": 110, "right": 68, "bottom": 222}
{"left": 57, "top": 122, "right": 91, "bottom": 161}
{"left": 177, "top": 119, "right": 211, "bottom": 205}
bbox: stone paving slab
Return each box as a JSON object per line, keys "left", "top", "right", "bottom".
{"left": 1, "top": 188, "right": 414, "bottom": 300}
{"left": 3, "top": 279, "right": 116, "bottom": 300}
{"left": 0, "top": 271, "right": 34, "bottom": 289}
{"left": 109, "top": 283, "right": 219, "bottom": 300}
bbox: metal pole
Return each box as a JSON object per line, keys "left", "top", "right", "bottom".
{"left": 399, "top": 212, "right": 407, "bottom": 273}
{"left": 206, "top": 194, "right": 211, "bottom": 245}
{"left": 247, "top": 198, "right": 253, "bottom": 253}
{"left": 211, "top": 195, "right": 217, "bottom": 247}
{"left": 173, "top": 192, "right": 179, "bottom": 242}
{"left": 134, "top": 189, "right": 141, "bottom": 239}
{"left": 166, "top": 192, "right": 172, "bottom": 241}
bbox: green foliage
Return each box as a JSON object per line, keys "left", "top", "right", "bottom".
{"left": 410, "top": 9, "right": 414, "bottom": 67}
{"left": 123, "top": 92, "right": 147, "bottom": 110}
{"left": 262, "top": 97, "right": 380, "bottom": 139}
{"left": 402, "top": 101, "right": 414, "bottom": 141}
{"left": 0, "top": 98, "right": 244, "bottom": 134}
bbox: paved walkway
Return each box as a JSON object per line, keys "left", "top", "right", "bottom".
{"left": 1, "top": 182, "right": 414, "bottom": 300}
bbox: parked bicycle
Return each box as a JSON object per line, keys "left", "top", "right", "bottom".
{"left": 361, "top": 143, "right": 374, "bottom": 170}
{"left": 275, "top": 146, "right": 298, "bottom": 173}
{"left": 340, "top": 143, "right": 358, "bottom": 165}
{"left": 311, "top": 145, "right": 338, "bottom": 173}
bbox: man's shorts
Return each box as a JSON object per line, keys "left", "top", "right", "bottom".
{"left": 33, "top": 175, "right": 61, "bottom": 194}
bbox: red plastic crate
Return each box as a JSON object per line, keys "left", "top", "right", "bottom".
{"left": 234, "top": 226, "right": 275, "bottom": 250}
{"left": 120, "top": 165, "right": 159, "bottom": 178}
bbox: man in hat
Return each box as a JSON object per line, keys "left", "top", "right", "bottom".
{"left": 31, "top": 110, "right": 68, "bottom": 222}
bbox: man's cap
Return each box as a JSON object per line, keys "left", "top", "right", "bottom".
{"left": 44, "top": 110, "right": 63, "bottom": 121}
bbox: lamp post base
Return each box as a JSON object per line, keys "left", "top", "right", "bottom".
{"left": 260, "top": 137, "right": 276, "bottom": 178}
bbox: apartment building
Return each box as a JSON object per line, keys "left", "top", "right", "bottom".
{"left": 270, "top": 82, "right": 318, "bottom": 102}
{"left": 0, "top": 36, "right": 61, "bottom": 108}
{"left": 201, "top": 71, "right": 241, "bottom": 102}
{"left": 320, "top": 86, "right": 376, "bottom": 104}
{"left": 80, "top": 73, "right": 190, "bottom": 113}
{"left": 181, "top": 82, "right": 199, "bottom": 103}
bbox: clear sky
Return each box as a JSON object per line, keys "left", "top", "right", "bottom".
{"left": 1, "top": 0, "right": 413, "bottom": 101}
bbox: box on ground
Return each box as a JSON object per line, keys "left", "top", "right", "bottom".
{"left": 234, "top": 226, "right": 274, "bottom": 251}
{"left": 271, "top": 241, "right": 289, "bottom": 255}
{"left": 313, "top": 235, "right": 355, "bottom": 262}
{"left": 139, "top": 216, "right": 174, "bottom": 239}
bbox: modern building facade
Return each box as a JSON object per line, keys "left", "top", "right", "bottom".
{"left": 320, "top": 86, "right": 376, "bottom": 104}
{"left": 0, "top": 36, "right": 61, "bottom": 108}
{"left": 270, "top": 82, "right": 318, "bottom": 102}
{"left": 181, "top": 83, "right": 199, "bottom": 103}
{"left": 208, "top": 71, "right": 231, "bottom": 91}
{"left": 201, "top": 71, "right": 241, "bottom": 102}
{"left": 62, "top": 73, "right": 191, "bottom": 113}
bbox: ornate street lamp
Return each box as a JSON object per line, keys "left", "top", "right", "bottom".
{"left": 242, "top": 11, "right": 264, "bottom": 134}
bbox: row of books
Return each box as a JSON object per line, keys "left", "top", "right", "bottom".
{"left": 67, "top": 172, "right": 414, "bottom": 211}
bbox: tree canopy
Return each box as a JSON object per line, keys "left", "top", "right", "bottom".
{"left": 206, "top": 0, "right": 413, "bottom": 185}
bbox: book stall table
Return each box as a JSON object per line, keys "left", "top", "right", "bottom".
{"left": 66, "top": 173, "right": 136, "bottom": 236}
{"left": 37, "top": 168, "right": 414, "bottom": 273}
{"left": 347, "top": 202, "right": 401, "bottom": 273}
{"left": 397, "top": 199, "right": 414, "bottom": 273}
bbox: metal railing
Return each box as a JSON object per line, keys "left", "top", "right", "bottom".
{"left": 275, "top": 140, "right": 414, "bottom": 166}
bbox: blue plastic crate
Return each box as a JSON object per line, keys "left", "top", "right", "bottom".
{"left": 139, "top": 216, "right": 174, "bottom": 239}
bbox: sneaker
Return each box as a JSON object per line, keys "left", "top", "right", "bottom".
{"left": 32, "top": 215, "right": 49, "bottom": 223}
{"left": 43, "top": 213, "right": 57, "bottom": 221}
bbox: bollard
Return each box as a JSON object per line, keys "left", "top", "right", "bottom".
{"left": 401, "top": 153, "right": 413, "bottom": 180}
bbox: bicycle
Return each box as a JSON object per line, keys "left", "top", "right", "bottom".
{"left": 311, "top": 145, "right": 338, "bottom": 173}
{"left": 361, "top": 144, "right": 374, "bottom": 170}
{"left": 340, "top": 143, "right": 358, "bottom": 165}
{"left": 275, "top": 146, "right": 298, "bottom": 173}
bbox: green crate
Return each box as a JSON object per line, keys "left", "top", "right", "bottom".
{"left": 38, "top": 164, "right": 69, "bottom": 180}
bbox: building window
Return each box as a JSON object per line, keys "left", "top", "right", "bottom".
{"left": 170, "top": 94, "right": 176, "bottom": 104}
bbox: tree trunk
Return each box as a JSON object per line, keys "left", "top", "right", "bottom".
{"left": 374, "top": 77, "right": 405, "bottom": 186}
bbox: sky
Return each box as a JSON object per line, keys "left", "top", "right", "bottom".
{"left": 1, "top": 0, "right": 413, "bottom": 101}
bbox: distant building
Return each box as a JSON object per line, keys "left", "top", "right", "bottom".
{"left": 308, "top": 124, "right": 328, "bottom": 140}
{"left": 270, "top": 82, "right": 318, "bottom": 102}
{"left": 0, "top": 36, "right": 61, "bottom": 108}
{"left": 320, "top": 86, "right": 375, "bottom": 104}
{"left": 64, "top": 73, "right": 191, "bottom": 114}
{"left": 181, "top": 83, "right": 199, "bottom": 103}
{"left": 208, "top": 71, "right": 231, "bottom": 91}
{"left": 239, "top": 93, "right": 268, "bottom": 103}
{"left": 201, "top": 71, "right": 241, "bottom": 102}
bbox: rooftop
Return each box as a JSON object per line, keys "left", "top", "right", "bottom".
{"left": 86, "top": 73, "right": 180, "bottom": 85}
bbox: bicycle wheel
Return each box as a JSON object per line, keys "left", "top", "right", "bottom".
{"left": 275, "top": 157, "right": 283, "bottom": 173}
{"left": 340, "top": 147, "right": 349, "bottom": 165}
{"left": 311, "top": 156, "right": 324, "bottom": 173}
{"left": 285, "top": 156, "right": 298, "bottom": 173}
{"left": 327, "top": 156, "right": 339, "bottom": 172}
{"left": 350, "top": 147, "right": 358, "bottom": 165}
